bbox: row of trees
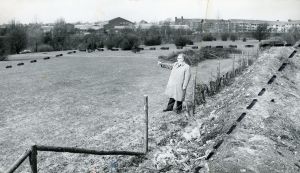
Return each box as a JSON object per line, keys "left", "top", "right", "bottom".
{"left": 0, "top": 20, "right": 299, "bottom": 56}
{"left": 0, "top": 19, "right": 77, "bottom": 54}
{"left": 0, "top": 20, "right": 195, "bottom": 54}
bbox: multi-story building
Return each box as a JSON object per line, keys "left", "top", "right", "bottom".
{"left": 229, "top": 19, "right": 267, "bottom": 33}
{"left": 175, "top": 16, "right": 230, "bottom": 33}
{"left": 175, "top": 16, "right": 203, "bottom": 31}
{"left": 175, "top": 16, "right": 300, "bottom": 33}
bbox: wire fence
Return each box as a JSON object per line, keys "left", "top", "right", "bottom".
{"left": 192, "top": 47, "right": 260, "bottom": 108}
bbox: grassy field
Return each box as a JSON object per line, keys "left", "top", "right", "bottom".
{"left": 0, "top": 41, "right": 259, "bottom": 172}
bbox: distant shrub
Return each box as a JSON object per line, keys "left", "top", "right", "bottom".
{"left": 78, "top": 43, "right": 86, "bottom": 51}
{"left": 259, "top": 37, "right": 286, "bottom": 48}
{"left": 280, "top": 28, "right": 300, "bottom": 45}
{"left": 160, "top": 47, "right": 169, "bottom": 50}
{"left": 221, "top": 33, "right": 229, "bottom": 41}
{"left": 144, "top": 36, "right": 162, "bottom": 46}
{"left": 105, "top": 40, "right": 115, "bottom": 50}
{"left": 120, "top": 34, "right": 139, "bottom": 50}
{"left": 174, "top": 37, "right": 192, "bottom": 47}
{"left": 242, "top": 38, "right": 247, "bottom": 42}
{"left": 87, "top": 42, "right": 97, "bottom": 50}
{"left": 229, "top": 45, "right": 237, "bottom": 48}
{"left": 186, "top": 40, "right": 194, "bottom": 45}
{"left": 245, "top": 45, "right": 254, "bottom": 48}
{"left": 230, "top": 34, "right": 237, "bottom": 41}
{"left": 105, "top": 36, "right": 122, "bottom": 50}
{"left": 98, "top": 41, "right": 104, "bottom": 48}
{"left": 202, "top": 33, "right": 215, "bottom": 41}
{"left": 282, "top": 34, "right": 295, "bottom": 45}
{"left": 37, "top": 44, "right": 54, "bottom": 52}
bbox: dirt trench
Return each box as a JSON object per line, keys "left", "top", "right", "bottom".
{"left": 120, "top": 47, "right": 300, "bottom": 173}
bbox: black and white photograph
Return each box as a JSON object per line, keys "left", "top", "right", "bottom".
{"left": 1, "top": 0, "right": 300, "bottom": 172}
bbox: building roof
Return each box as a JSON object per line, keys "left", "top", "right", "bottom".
{"left": 108, "top": 17, "right": 134, "bottom": 24}
{"left": 169, "top": 25, "right": 190, "bottom": 29}
{"left": 139, "top": 20, "right": 148, "bottom": 24}
{"left": 229, "top": 19, "right": 268, "bottom": 24}
{"left": 114, "top": 25, "right": 135, "bottom": 29}
{"left": 136, "top": 23, "right": 156, "bottom": 29}
{"left": 74, "top": 23, "right": 105, "bottom": 30}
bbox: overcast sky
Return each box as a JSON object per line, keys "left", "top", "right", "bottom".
{"left": 0, "top": 0, "right": 299, "bottom": 24}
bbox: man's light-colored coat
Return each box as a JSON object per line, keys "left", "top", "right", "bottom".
{"left": 165, "top": 62, "right": 191, "bottom": 101}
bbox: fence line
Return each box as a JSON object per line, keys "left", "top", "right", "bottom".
{"left": 144, "top": 95, "right": 149, "bottom": 153}
{"left": 35, "top": 145, "right": 145, "bottom": 156}
{"left": 194, "top": 50, "right": 259, "bottom": 106}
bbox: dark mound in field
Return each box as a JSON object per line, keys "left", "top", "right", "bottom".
{"left": 158, "top": 47, "right": 241, "bottom": 66}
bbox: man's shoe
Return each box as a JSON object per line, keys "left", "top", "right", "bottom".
{"left": 176, "top": 110, "right": 182, "bottom": 114}
{"left": 163, "top": 109, "right": 172, "bottom": 112}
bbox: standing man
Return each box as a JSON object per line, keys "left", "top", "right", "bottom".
{"left": 159, "top": 53, "right": 192, "bottom": 114}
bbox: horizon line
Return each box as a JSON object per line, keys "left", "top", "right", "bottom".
{"left": 1, "top": 17, "right": 300, "bottom": 25}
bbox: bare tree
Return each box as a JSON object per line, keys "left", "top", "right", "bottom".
{"left": 7, "top": 20, "right": 27, "bottom": 54}
{"left": 252, "top": 23, "right": 270, "bottom": 41}
{"left": 0, "top": 36, "right": 8, "bottom": 60}
{"left": 52, "top": 18, "right": 75, "bottom": 50}
{"left": 27, "top": 24, "right": 43, "bottom": 52}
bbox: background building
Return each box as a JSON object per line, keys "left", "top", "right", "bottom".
{"left": 103, "top": 17, "right": 135, "bottom": 31}
{"left": 175, "top": 16, "right": 300, "bottom": 33}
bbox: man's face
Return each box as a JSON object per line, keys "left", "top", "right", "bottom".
{"left": 177, "top": 55, "right": 184, "bottom": 63}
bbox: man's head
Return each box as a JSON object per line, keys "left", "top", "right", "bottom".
{"left": 177, "top": 54, "right": 184, "bottom": 63}
{"left": 177, "top": 53, "right": 191, "bottom": 65}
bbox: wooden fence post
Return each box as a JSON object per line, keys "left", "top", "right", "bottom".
{"left": 193, "top": 75, "right": 196, "bottom": 115}
{"left": 215, "top": 78, "right": 219, "bottom": 92}
{"left": 232, "top": 54, "right": 235, "bottom": 77}
{"left": 29, "top": 145, "right": 37, "bottom": 173}
{"left": 144, "top": 95, "right": 149, "bottom": 153}
{"left": 201, "top": 86, "right": 206, "bottom": 104}
{"left": 209, "top": 81, "right": 213, "bottom": 96}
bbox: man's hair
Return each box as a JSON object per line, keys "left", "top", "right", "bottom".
{"left": 178, "top": 53, "right": 191, "bottom": 66}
